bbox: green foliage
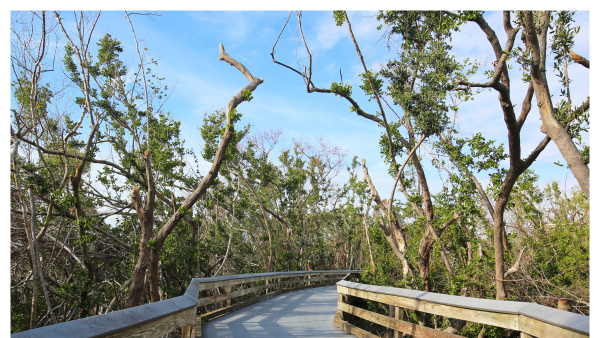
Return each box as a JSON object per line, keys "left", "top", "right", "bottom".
{"left": 333, "top": 11, "right": 345, "bottom": 27}
{"left": 241, "top": 89, "right": 254, "bottom": 102}
{"left": 359, "top": 70, "right": 383, "bottom": 99}
{"left": 199, "top": 109, "right": 250, "bottom": 168}
{"left": 330, "top": 81, "right": 352, "bottom": 97}
{"left": 377, "top": 11, "right": 466, "bottom": 137}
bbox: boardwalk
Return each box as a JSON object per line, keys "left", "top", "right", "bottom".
{"left": 202, "top": 286, "right": 352, "bottom": 337}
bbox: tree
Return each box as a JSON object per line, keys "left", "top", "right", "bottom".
{"left": 273, "top": 11, "right": 481, "bottom": 299}
{"left": 523, "top": 11, "right": 589, "bottom": 197}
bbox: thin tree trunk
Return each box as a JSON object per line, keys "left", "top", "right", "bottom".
{"left": 524, "top": 11, "right": 589, "bottom": 197}
{"left": 492, "top": 168, "right": 521, "bottom": 300}
{"left": 362, "top": 215, "right": 376, "bottom": 275}
{"left": 30, "top": 271, "right": 38, "bottom": 330}
{"left": 127, "top": 150, "right": 156, "bottom": 308}
{"left": 146, "top": 44, "right": 264, "bottom": 298}
{"left": 28, "top": 187, "right": 57, "bottom": 324}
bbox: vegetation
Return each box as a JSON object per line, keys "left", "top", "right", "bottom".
{"left": 11, "top": 10, "right": 588, "bottom": 336}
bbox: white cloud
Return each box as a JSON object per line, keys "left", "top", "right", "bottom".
{"left": 312, "top": 14, "right": 347, "bottom": 50}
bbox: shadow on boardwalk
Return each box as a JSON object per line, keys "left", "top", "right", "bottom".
{"left": 201, "top": 285, "right": 352, "bottom": 337}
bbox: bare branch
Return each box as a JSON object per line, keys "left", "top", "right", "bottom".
{"left": 569, "top": 49, "right": 589, "bottom": 69}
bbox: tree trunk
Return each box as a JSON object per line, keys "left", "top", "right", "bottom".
{"left": 28, "top": 187, "right": 56, "bottom": 325}
{"left": 362, "top": 215, "right": 376, "bottom": 275}
{"left": 524, "top": 11, "right": 589, "bottom": 197}
{"left": 492, "top": 167, "right": 521, "bottom": 300}
{"left": 126, "top": 185, "right": 155, "bottom": 308}
{"left": 127, "top": 150, "right": 156, "bottom": 308}
{"left": 146, "top": 44, "right": 264, "bottom": 301}
{"left": 149, "top": 249, "right": 160, "bottom": 303}
{"left": 188, "top": 218, "right": 198, "bottom": 278}
{"left": 417, "top": 232, "right": 434, "bottom": 292}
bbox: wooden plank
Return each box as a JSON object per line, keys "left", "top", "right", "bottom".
{"left": 336, "top": 280, "right": 588, "bottom": 336}
{"left": 104, "top": 308, "right": 195, "bottom": 338}
{"left": 337, "top": 281, "right": 527, "bottom": 315}
{"left": 280, "top": 282, "right": 335, "bottom": 294}
{"left": 394, "top": 306, "right": 404, "bottom": 338}
{"left": 203, "top": 285, "right": 351, "bottom": 338}
{"left": 519, "top": 315, "right": 588, "bottom": 338}
{"left": 199, "top": 289, "right": 284, "bottom": 323}
{"left": 11, "top": 271, "right": 361, "bottom": 338}
{"left": 197, "top": 277, "right": 333, "bottom": 307}
{"left": 338, "top": 285, "right": 519, "bottom": 330}
{"left": 338, "top": 302, "right": 462, "bottom": 338}
{"left": 199, "top": 281, "right": 337, "bottom": 324}
{"left": 198, "top": 283, "right": 271, "bottom": 307}
{"left": 518, "top": 303, "right": 589, "bottom": 335}
{"left": 334, "top": 316, "right": 379, "bottom": 338}
{"left": 181, "top": 321, "right": 196, "bottom": 338}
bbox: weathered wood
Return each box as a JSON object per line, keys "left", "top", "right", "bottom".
{"left": 104, "top": 308, "right": 195, "bottom": 338}
{"left": 336, "top": 280, "right": 588, "bottom": 337}
{"left": 200, "top": 289, "right": 283, "bottom": 323}
{"left": 197, "top": 277, "right": 336, "bottom": 307}
{"left": 196, "top": 270, "right": 356, "bottom": 291}
{"left": 386, "top": 305, "right": 394, "bottom": 338}
{"left": 334, "top": 316, "right": 379, "bottom": 338}
{"left": 520, "top": 332, "right": 534, "bottom": 338}
{"left": 338, "top": 284, "right": 519, "bottom": 330}
{"left": 11, "top": 270, "right": 360, "bottom": 338}
{"left": 181, "top": 321, "right": 196, "bottom": 338}
{"left": 199, "top": 281, "right": 338, "bottom": 324}
{"left": 225, "top": 286, "right": 231, "bottom": 307}
{"left": 519, "top": 315, "right": 587, "bottom": 338}
{"left": 338, "top": 302, "right": 462, "bottom": 338}
{"left": 202, "top": 286, "right": 350, "bottom": 337}
{"left": 394, "top": 306, "right": 403, "bottom": 338}
{"left": 198, "top": 283, "right": 270, "bottom": 307}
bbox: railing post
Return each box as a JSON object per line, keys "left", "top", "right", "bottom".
{"left": 225, "top": 285, "right": 231, "bottom": 307}
{"left": 386, "top": 305, "right": 394, "bottom": 338}
{"left": 386, "top": 305, "right": 404, "bottom": 338}
{"left": 335, "top": 293, "right": 346, "bottom": 322}
{"left": 394, "top": 305, "right": 403, "bottom": 338}
{"left": 181, "top": 322, "right": 197, "bottom": 338}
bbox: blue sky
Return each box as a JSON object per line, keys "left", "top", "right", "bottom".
{"left": 7, "top": 10, "right": 590, "bottom": 200}
{"left": 45, "top": 10, "right": 589, "bottom": 200}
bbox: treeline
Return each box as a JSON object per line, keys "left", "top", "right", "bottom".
{"left": 11, "top": 10, "right": 589, "bottom": 335}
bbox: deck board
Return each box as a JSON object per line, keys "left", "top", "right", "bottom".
{"left": 201, "top": 285, "right": 352, "bottom": 337}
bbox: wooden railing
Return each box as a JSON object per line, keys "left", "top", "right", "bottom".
{"left": 334, "top": 276, "right": 589, "bottom": 338}
{"left": 12, "top": 270, "right": 361, "bottom": 338}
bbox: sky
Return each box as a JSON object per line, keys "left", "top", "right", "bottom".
{"left": 4, "top": 7, "right": 597, "bottom": 333}
{"left": 23, "top": 10, "right": 589, "bottom": 200}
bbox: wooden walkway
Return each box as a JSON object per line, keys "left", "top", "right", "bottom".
{"left": 201, "top": 286, "right": 352, "bottom": 337}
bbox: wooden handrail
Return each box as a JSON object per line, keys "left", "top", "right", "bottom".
{"left": 11, "top": 270, "right": 361, "bottom": 338}
{"left": 335, "top": 280, "right": 589, "bottom": 338}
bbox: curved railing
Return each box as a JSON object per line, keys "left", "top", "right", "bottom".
{"left": 12, "top": 270, "right": 362, "bottom": 338}
{"left": 335, "top": 276, "right": 589, "bottom": 338}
